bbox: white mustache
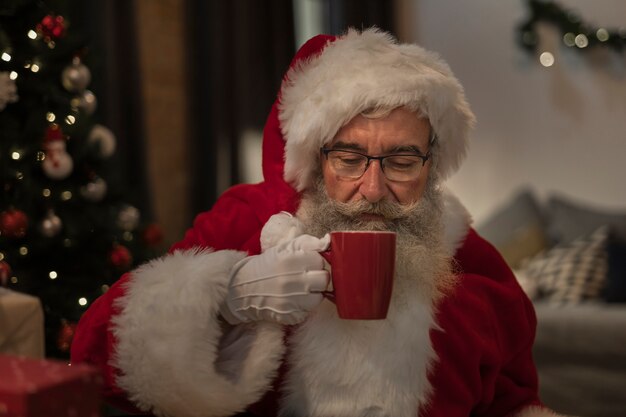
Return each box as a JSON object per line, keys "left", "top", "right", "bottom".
{"left": 328, "top": 198, "right": 418, "bottom": 221}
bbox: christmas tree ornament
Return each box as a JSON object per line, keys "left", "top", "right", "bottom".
{"left": 61, "top": 56, "right": 91, "bottom": 93}
{"left": 109, "top": 244, "right": 132, "bottom": 270}
{"left": 80, "top": 177, "right": 107, "bottom": 202}
{"left": 87, "top": 124, "right": 116, "bottom": 158}
{"left": 0, "top": 260, "right": 12, "bottom": 287}
{"left": 39, "top": 210, "right": 62, "bottom": 237}
{"left": 42, "top": 124, "right": 73, "bottom": 180}
{"left": 56, "top": 320, "right": 77, "bottom": 352}
{"left": 0, "top": 208, "right": 28, "bottom": 239}
{"left": 142, "top": 223, "right": 164, "bottom": 247}
{"left": 71, "top": 89, "right": 97, "bottom": 115}
{"left": 36, "top": 13, "right": 66, "bottom": 43}
{"left": 0, "top": 71, "right": 19, "bottom": 111}
{"left": 117, "top": 205, "right": 140, "bottom": 231}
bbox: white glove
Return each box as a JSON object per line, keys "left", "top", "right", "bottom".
{"left": 221, "top": 234, "right": 330, "bottom": 325}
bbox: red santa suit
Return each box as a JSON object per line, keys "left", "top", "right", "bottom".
{"left": 71, "top": 29, "right": 561, "bottom": 417}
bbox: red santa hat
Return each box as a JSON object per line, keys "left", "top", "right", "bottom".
{"left": 275, "top": 28, "right": 476, "bottom": 192}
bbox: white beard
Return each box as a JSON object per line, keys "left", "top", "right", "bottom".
{"left": 279, "top": 181, "right": 454, "bottom": 417}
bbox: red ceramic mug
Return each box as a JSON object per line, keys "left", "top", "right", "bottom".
{"left": 321, "top": 231, "right": 396, "bottom": 320}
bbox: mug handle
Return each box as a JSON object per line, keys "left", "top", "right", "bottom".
{"left": 319, "top": 250, "right": 336, "bottom": 304}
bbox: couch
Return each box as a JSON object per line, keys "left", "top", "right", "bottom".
{"left": 477, "top": 189, "right": 626, "bottom": 417}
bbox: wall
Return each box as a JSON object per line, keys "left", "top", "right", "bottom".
{"left": 404, "top": 0, "right": 626, "bottom": 224}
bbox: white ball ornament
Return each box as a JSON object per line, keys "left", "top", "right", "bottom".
{"left": 39, "top": 210, "right": 62, "bottom": 237}
{"left": 80, "top": 177, "right": 107, "bottom": 202}
{"left": 61, "top": 57, "right": 91, "bottom": 93}
{"left": 117, "top": 205, "right": 140, "bottom": 231}
{"left": 71, "top": 90, "right": 97, "bottom": 115}
{"left": 87, "top": 124, "right": 116, "bottom": 158}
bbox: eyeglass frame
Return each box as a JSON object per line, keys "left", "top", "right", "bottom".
{"left": 320, "top": 135, "right": 437, "bottom": 182}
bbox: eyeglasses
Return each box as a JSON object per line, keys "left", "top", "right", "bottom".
{"left": 320, "top": 146, "right": 432, "bottom": 182}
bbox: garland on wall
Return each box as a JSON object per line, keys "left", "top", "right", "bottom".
{"left": 517, "top": 0, "right": 626, "bottom": 59}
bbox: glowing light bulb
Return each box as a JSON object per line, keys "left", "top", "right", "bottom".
{"left": 27, "top": 30, "right": 37, "bottom": 40}
{"left": 575, "top": 34, "right": 589, "bottom": 48}
{"left": 539, "top": 52, "right": 555, "bottom": 67}
{"left": 78, "top": 297, "right": 88, "bottom": 306}
{"left": 1, "top": 52, "right": 11, "bottom": 62}
{"left": 11, "top": 151, "right": 21, "bottom": 160}
{"left": 46, "top": 112, "right": 56, "bottom": 122}
{"left": 596, "top": 28, "right": 609, "bottom": 42}
{"left": 563, "top": 33, "right": 576, "bottom": 47}
{"left": 49, "top": 271, "right": 58, "bottom": 280}
{"left": 9, "top": 71, "right": 18, "bottom": 80}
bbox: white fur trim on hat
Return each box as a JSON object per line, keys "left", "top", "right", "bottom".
{"left": 111, "top": 249, "right": 285, "bottom": 417}
{"left": 279, "top": 28, "right": 476, "bottom": 191}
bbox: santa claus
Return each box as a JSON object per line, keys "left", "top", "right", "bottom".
{"left": 71, "top": 29, "right": 566, "bottom": 417}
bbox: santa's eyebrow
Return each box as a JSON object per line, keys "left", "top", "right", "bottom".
{"left": 389, "top": 145, "right": 427, "bottom": 155}
{"left": 327, "top": 141, "right": 366, "bottom": 152}
{"left": 330, "top": 141, "right": 427, "bottom": 155}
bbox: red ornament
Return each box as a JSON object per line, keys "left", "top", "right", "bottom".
{"left": 57, "top": 321, "right": 77, "bottom": 353}
{"left": 36, "top": 14, "right": 66, "bottom": 41}
{"left": 0, "top": 209, "right": 28, "bottom": 239}
{"left": 0, "top": 261, "right": 11, "bottom": 287}
{"left": 142, "top": 223, "right": 163, "bottom": 247}
{"left": 109, "top": 244, "right": 133, "bottom": 270}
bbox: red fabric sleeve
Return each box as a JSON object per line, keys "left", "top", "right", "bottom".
{"left": 70, "top": 274, "right": 147, "bottom": 414}
{"left": 424, "top": 229, "right": 542, "bottom": 416}
{"left": 170, "top": 182, "right": 299, "bottom": 255}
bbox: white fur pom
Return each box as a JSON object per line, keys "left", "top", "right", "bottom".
{"left": 260, "top": 211, "right": 305, "bottom": 251}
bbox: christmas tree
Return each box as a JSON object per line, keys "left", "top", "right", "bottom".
{"left": 0, "top": 0, "right": 163, "bottom": 358}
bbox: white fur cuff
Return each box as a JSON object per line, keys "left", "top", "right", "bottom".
{"left": 111, "top": 249, "right": 286, "bottom": 417}
{"left": 513, "top": 405, "right": 572, "bottom": 417}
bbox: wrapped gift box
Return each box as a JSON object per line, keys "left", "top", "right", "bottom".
{"left": 0, "top": 289, "right": 44, "bottom": 358}
{"left": 0, "top": 354, "right": 102, "bottom": 417}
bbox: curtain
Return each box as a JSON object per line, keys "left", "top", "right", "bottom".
{"left": 185, "top": 0, "right": 296, "bottom": 213}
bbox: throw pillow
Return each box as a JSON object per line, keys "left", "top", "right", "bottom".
{"left": 547, "top": 194, "right": 626, "bottom": 244}
{"left": 519, "top": 226, "right": 609, "bottom": 304}
{"left": 477, "top": 189, "right": 549, "bottom": 269}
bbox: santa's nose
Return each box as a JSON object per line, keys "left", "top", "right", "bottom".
{"left": 358, "top": 161, "right": 389, "bottom": 203}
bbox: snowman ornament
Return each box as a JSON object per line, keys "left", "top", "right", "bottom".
{"left": 42, "top": 124, "right": 73, "bottom": 180}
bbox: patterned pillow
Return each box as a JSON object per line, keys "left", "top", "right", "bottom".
{"left": 519, "top": 226, "right": 609, "bottom": 304}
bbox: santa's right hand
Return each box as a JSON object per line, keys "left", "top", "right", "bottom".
{"left": 220, "top": 234, "right": 330, "bottom": 325}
